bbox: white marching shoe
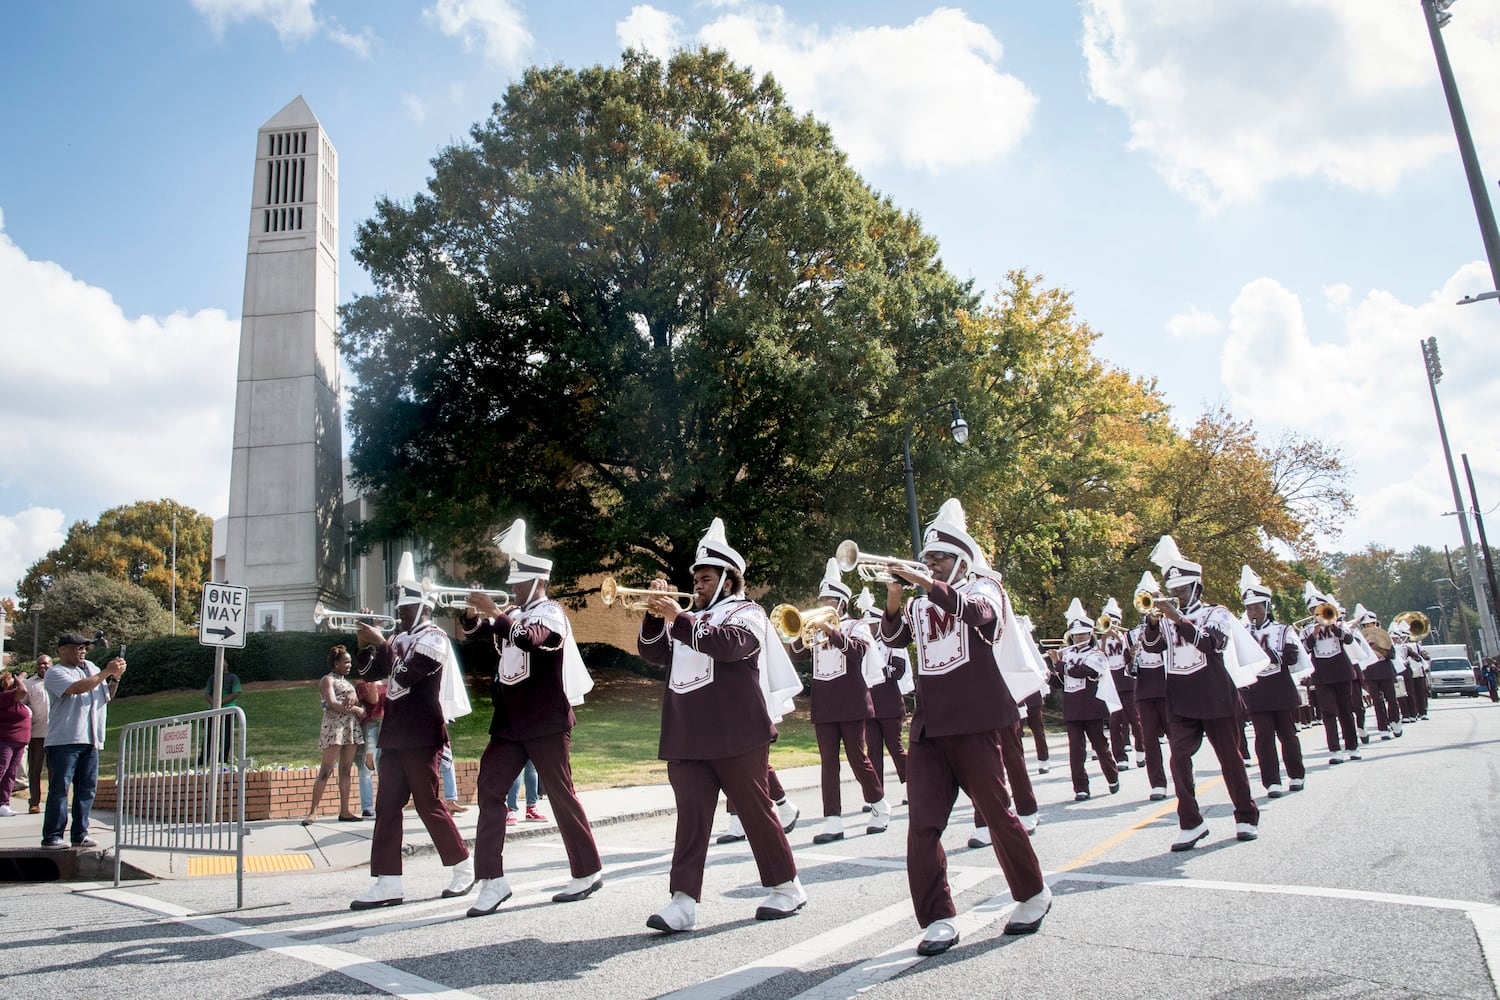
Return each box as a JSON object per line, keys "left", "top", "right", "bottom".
{"left": 1328, "top": 753, "right": 1344, "bottom": 765}
{"left": 442, "top": 856, "right": 475, "bottom": 898}
{"left": 813, "top": 815, "right": 844, "bottom": 844}
{"left": 552, "top": 870, "right": 603, "bottom": 903}
{"left": 1266, "top": 784, "right": 1286, "bottom": 798}
{"left": 1289, "top": 777, "right": 1305, "bottom": 792}
{"left": 1038, "top": 762, "right": 1050, "bottom": 774}
{"left": 1018, "top": 812, "right": 1039, "bottom": 835}
{"left": 1235, "top": 822, "right": 1259, "bottom": 842}
{"left": 1004, "top": 884, "right": 1053, "bottom": 935}
{"left": 1149, "top": 786, "right": 1168, "bottom": 801}
{"left": 755, "top": 876, "right": 807, "bottom": 920}
{"left": 967, "top": 825, "right": 991, "bottom": 848}
{"left": 917, "top": 918, "right": 960, "bottom": 956}
{"left": 646, "top": 891, "right": 698, "bottom": 933}
{"left": 1170, "top": 822, "right": 1210, "bottom": 852}
{"left": 866, "top": 799, "right": 891, "bottom": 834}
{"left": 1135, "top": 753, "right": 1146, "bottom": 768}
{"left": 466, "top": 876, "right": 513, "bottom": 917}
{"left": 1347, "top": 749, "right": 1363, "bottom": 761}
{"left": 776, "top": 798, "right": 801, "bottom": 834}
{"left": 716, "top": 814, "right": 746, "bottom": 844}
{"left": 351, "top": 875, "right": 404, "bottom": 910}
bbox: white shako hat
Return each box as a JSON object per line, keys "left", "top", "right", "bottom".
{"left": 1149, "top": 534, "right": 1202, "bottom": 588}
{"left": 494, "top": 518, "right": 552, "bottom": 585}
{"left": 1389, "top": 620, "right": 1411, "bottom": 640}
{"left": 692, "top": 517, "right": 746, "bottom": 575}
{"left": 1101, "top": 596, "right": 1123, "bottom": 621}
{"left": 394, "top": 551, "right": 430, "bottom": 608}
{"left": 1136, "top": 570, "right": 1160, "bottom": 596}
{"left": 1351, "top": 603, "right": 1377, "bottom": 626}
{"left": 1302, "top": 581, "right": 1327, "bottom": 608}
{"left": 1065, "top": 597, "right": 1094, "bottom": 636}
{"left": 855, "top": 586, "right": 877, "bottom": 617}
{"left": 819, "top": 557, "right": 851, "bottom": 603}
{"left": 922, "top": 498, "right": 984, "bottom": 568}
{"left": 1239, "top": 565, "right": 1272, "bottom": 606}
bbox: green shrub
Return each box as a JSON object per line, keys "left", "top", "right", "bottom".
{"left": 94, "top": 631, "right": 361, "bottom": 697}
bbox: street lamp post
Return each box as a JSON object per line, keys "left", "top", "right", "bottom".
{"left": 1420, "top": 0, "right": 1500, "bottom": 305}
{"left": 1426, "top": 604, "right": 1447, "bottom": 644}
{"left": 903, "top": 398, "right": 970, "bottom": 558}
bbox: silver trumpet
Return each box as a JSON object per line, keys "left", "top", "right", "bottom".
{"left": 835, "top": 539, "right": 928, "bottom": 585}
{"left": 422, "top": 578, "right": 511, "bottom": 611}
{"left": 313, "top": 603, "right": 397, "bottom": 633}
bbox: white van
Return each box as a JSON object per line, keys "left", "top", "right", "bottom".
{"left": 1424, "top": 643, "right": 1479, "bottom": 697}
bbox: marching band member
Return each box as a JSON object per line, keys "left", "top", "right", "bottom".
{"left": 1141, "top": 536, "right": 1265, "bottom": 851}
{"left": 459, "top": 520, "right": 603, "bottom": 916}
{"left": 788, "top": 559, "right": 890, "bottom": 843}
{"left": 1049, "top": 599, "right": 1121, "bottom": 801}
{"left": 350, "top": 554, "right": 474, "bottom": 910}
{"left": 1100, "top": 598, "right": 1145, "bottom": 770}
{"left": 1128, "top": 572, "right": 1171, "bottom": 801}
{"left": 968, "top": 615, "right": 1048, "bottom": 845}
{"left": 881, "top": 499, "right": 1051, "bottom": 955}
{"left": 1239, "top": 567, "right": 1308, "bottom": 797}
{"left": 1407, "top": 633, "right": 1432, "bottom": 720}
{"left": 858, "top": 587, "right": 910, "bottom": 807}
{"left": 1352, "top": 605, "right": 1402, "bottom": 741}
{"left": 1300, "top": 584, "right": 1362, "bottom": 765}
{"left": 1013, "top": 616, "right": 1052, "bottom": 775}
{"left": 637, "top": 518, "right": 806, "bottom": 932}
{"left": 1394, "top": 622, "right": 1418, "bottom": 723}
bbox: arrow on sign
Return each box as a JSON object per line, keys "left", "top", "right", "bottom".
{"left": 205, "top": 626, "right": 237, "bottom": 641}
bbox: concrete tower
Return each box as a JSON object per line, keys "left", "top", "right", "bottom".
{"left": 224, "top": 96, "right": 346, "bottom": 632}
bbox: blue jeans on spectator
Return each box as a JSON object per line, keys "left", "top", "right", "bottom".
{"left": 44, "top": 744, "right": 98, "bottom": 845}
{"left": 507, "top": 759, "right": 539, "bottom": 811}
{"left": 440, "top": 743, "right": 458, "bottom": 801}
{"left": 357, "top": 721, "right": 382, "bottom": 814}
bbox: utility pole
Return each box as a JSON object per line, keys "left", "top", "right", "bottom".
{"left": 1463, "top": 454, "right": 1500, "bottom": 643}
{"left": 1422, "top": 339, "right": 1495, "bottom": 656}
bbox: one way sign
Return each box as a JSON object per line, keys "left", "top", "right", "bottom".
{"left": 199, "top": 583, "right": 249, "bottom": 649}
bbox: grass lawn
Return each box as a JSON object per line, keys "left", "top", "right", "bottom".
{"left": 101, "top": 667, "right": 824, "bottom": 790}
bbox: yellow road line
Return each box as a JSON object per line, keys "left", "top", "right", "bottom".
{"left": 1055, "top": 776, "right": 1225, "bottom": 873}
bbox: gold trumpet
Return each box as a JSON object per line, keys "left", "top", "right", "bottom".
{"left": 771, "top": 603, "right": 840, "bottom": 646}
{"left": 1293, "top": 602, "right": 1340, "bottom": 630}
{"left": 599, "top": 575, "right": 694, "bottom": 612}
{"left": 313, "top": 603, "right": 397, "bottom": 633}
{"left": 422, "top": 578, "right": 511, "bottom": 611}
{"left": 1393, "top": 610, "right": 1431, "bottom": 641}
{"left": 1133, "top": 589, "right": 1159, "bottom": 614}
{"left": 835, "top": 539, "right": 928, "bottom": 585}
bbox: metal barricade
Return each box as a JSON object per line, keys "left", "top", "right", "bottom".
{"left": 113, "top": 707, "right": 248, "bottom": 907}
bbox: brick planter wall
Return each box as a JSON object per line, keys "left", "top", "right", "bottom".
{"left": 94, "top": 760, "right": 478, "bottom": 822}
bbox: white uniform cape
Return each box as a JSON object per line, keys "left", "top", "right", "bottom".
{"left": 848, "top": 616, "right": 887, "bottom": 689}
{"left": 971, "top": 571, "right": 1049, "bottom": 705}
{"left": 867, "top": 611, "right": 915, "bottom": 695}
{"left": 491, "top": 600, "right": 595, "bottom": 707}
{"left": 1061, "top": 642, "right": 1122, "bottom": 715}
{"left": 672, "top": 597, "right": 802, "bottom": 724}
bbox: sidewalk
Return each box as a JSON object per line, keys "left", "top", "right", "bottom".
{"left": 0, "top": 762, "right": 856, "bottom": 881}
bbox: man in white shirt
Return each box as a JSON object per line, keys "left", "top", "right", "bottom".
{"left": 42, "top": 633, "right": 125, "bottom": 848}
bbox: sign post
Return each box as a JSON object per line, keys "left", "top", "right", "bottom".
{"left": 199, "top": 584, "right": 248, "bottom": 825}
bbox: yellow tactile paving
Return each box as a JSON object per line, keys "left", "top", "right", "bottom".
{"left": 187, "top": 853, "right": 315, "bottom": 876}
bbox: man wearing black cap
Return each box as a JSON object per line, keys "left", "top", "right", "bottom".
{"left": 41, "top": 633, "right": 125, "bottom": 848}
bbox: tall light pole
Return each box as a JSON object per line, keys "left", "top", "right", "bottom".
{"left": 903, "top": 398, "right": 970, "bottom": 558}
{"left": 1462, "top": 454, "right": 1500, "bottom": 643}
{"left": 1421, "top": 0, "right": 1500, "bottom": 305}
{"left": 1422, "top": 339, "right": 1495, "bottom": 656}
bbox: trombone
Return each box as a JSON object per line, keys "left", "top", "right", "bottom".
{"left": 835, "top": 540, "right": 928, "bottom": 585}
{"left": 1293, "top": 602, "right": 1340, "bottom": 630}
{"left": 771, "top": 603, "right": 840, "bottom": 646}
{"left": 599, "top": 575, "right": 694, "bottom": 612}
{"left": 313, "top": 603, "right": 397, "bottom": 633}
{"left": 422, "top": 578, "right": 511, "bottom": 612}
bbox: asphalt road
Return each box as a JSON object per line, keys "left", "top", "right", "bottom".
{"left": 5, "top": 695, "right": 1499, "bottom": 1000}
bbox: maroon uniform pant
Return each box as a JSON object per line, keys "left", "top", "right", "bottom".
{"left": 1248, "top": 709, "right": 1305, "bottom": 789}
{"left": 1398, "top": 671, "right": 1416, "bottom": 720}
{"left": 1022, "top": 698, "right": 1049, "bottom": 762}
{"left": 974, "top": 724, "right": 1038, "bottom": 829}
{"left": 906, "top": 729, "right": 1044, "bottom": 928}
{"left": 1066, "top": 719, "right": 1118, "bottom": 795}
{"left": 1109, "top": 687, "right": 1144, "bottom": 762}
{"left": 370, "top": 745, "right": 470, "bottom": 876}
{"left": 668, "top": 744, "right": 796, "bottom": 900}
{"left": 1366, "top": 677, "right": 1401, "bottom": 734}
{"left": 725, "top": 763, "right": 787, "bottom": 817}
{"left": 1317, "top": 681, "right": 1359, "bottom": 752}
{"left": 815, "top": 720, "right": 883, "bottom": 816}
{"left": 1135, "top": 695, "right": 1170, "bottom": 789}
{"left": 1353, "top": 679, "right": 1369, "bottom": 731}
{"left": 866, "top": 716, "right": 909, "bottom": 785}
{"left": 1413, "top": 676, "right": 1429, "bottom": 717}
{"left": 1167, "top": 714, "right": 1259, "bottom": 830}
{"left": 474, "top": 731, "right": 600, "bottom": 879}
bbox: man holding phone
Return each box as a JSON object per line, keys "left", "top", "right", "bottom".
{"left": 42, "top": 633, "right": 125, "bottom": 848}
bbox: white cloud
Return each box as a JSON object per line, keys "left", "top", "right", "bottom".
{"left": 1216, "top": 260, "right": 1500, "bottom": 550}
{"left": 325, "top": 21, "right": 376, "bottom": 59}
{"left": 402, "top": 94, "right": 428, "bottom": 123}
{"left": 0, "top": 210, "right": 239, "bottom": 586}
{"left": 1081, "top": 0, "right": 1500, "bottom": 210}
{"left": 1165, "top": 305, "right": 1223, "bottom": 340}
{"left": 617, "top": 4, "right": 1037, "bottom": 173}
{"left": 425, "top": 0, "right": 532, "bottom": 68}
{"left": 191, "top": 0, "right": 377, "bottom": 55}
{"left": 0, "top": 507, "right": 65, "bottom": 601}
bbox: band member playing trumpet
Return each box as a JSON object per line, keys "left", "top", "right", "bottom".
{"left": 1239, "top": 566, "right": 1307, "bottom": 796}
{"left": 880, "top": 499, "right": 1051, "bottom": 955}
{"left": 1049, "top": 599, "right": 1120, "bottom": 802}
{"left": 788, "top": 560, "right": 889, "bottom": 843}
{"left": 1141, "top": 536, "right": 1262, "bottom": 851}
{"left": 458, "top": 520, "right": 603, "bottom": 916}
{"left": 1128, "top": 572, "right": 1171, "bottom": 800}
{"left": 637, "top": 518, "right": 806, "bottom": 933}
{"left": 1352, "top": 605, "right": 1402, "bottom": 741}
{"left": 1300, "top": 584, "right": 1361, "bottom": 764}
{"left": 350, "top": 554, "right": 474, "bottom": 910}
{"left": 1100, "top": 598, "right": 1144, "bottom": 770}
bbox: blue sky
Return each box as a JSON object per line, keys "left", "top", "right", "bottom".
{"left": 3, "top": 0, "right": 1499, "bottom": 602}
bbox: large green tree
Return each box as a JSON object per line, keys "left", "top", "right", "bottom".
{"left": 341, "top": 48, "right": 977, "bottom": 598}
{"left": 31, "top": 571, "right": 174, "bottom": 650}
{"left": 18, "top": 499, "right": 214, "bottom": 622}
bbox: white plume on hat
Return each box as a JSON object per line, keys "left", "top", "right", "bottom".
{"left": 1065, "top": 597, "right": 1093, "bottom": 635}
{"left": 819, "top": 557, "right": 852, "bottom": 603}
{"left": 1351, "top": 603, "right": 1377, "bottom": 626}
{"left": 1101, "top": 596, "right": 1123, "bottom": 620}
{"left": 1149, "top": 534, "right": 1202, "bottom": 584}
{"left": 1239, "top": 565, "right": 1272, "bottom": 606}
{"left": 1136, "top": 570, "right": 1159, "bottom": 595}
{"left": 394, "top": 551, "right": 429, "bottom": 608}
{"left": 855, "top": 586, "right": 877, "bottom": 616}
{"left": 693, "top": 517, "right": 746, "bottom": 575}
{"left": 494, "top": 517, "right": 553, "bottom": 585}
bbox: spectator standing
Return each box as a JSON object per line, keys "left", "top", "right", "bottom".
{"left": 200, "top": 668, "right": 241, "bottom": 763}
{"left": 42, "top": 633, "right": 125, "bottom": 848}
{"left": 303, "top": 645, "right": 364, "bottom": 823}
{"left": 24, "top": 656, "right": 51, "bottom": 813}
{"left": 0, "top": 669, "right": 32, "bottom": 816}
{"left": 355, "top": 678, "right": 386, "bottom": 818}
